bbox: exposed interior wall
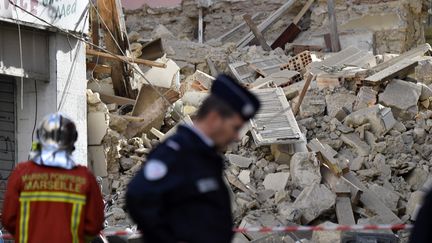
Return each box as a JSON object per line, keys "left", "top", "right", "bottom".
{"left": 124, "top": 0, "right": 306, "bottom": 43}
{"left": 309, "top": 0, "right": 428, "bottom": 53}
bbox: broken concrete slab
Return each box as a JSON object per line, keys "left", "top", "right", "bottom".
{"left": 88, "top": 112, "right": 108, "bottom": 145}
{"left": 415, "top": 58, "right": 432, "bottom": 85}
{"left": 300, "top": 93, "right": 326, "bottom": 118}
{"left": 344, "top": 105, "right": 396, "bottom": 136}
{"left": 238, "top": 170, "right": 251, "bottom": 185}
{"left": 343, "top": 172, "right": 402, "bottom": 224}
{"left": 325, "top": 93, "right": 356, "bottom": 118}
{"left": 228, "top": 154, "right": 253, "bottom": 168}
{"left": 290, "top": 152, "right": 321, "bottom": 189}
{"left": 379, "top": 79, "right": 421, "bottom": 120}
{"left": 406, "top": 168, "right": 429, "bottom": 191}
{"left": 353, "top": 86, "right": 377, "bottom": 111}
{"left": 292, "top": 183, "right": 336, "bottom": 224}
{"left": 407, "top": 191, "right": 425, "bottom": 220}
{"left": 88, "top": 145, "right": 107, "bottom": 177}
{"left": 369, "top": 184, "right": 400, "bottom": 212}
{"left": 263, "top": 172, "right": 290, "bottom": 192}
{"left": 341, "top": 133, "right": 371, "bottom": 156}
{"left": 312, "top": 222, "right": 341, "bottom": 243}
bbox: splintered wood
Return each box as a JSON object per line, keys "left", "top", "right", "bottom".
{"left": 280, "top": 51, "right": 312, "bottom": 74}
{"left": 249, "top": 88, "right": 303, "bottom": 146}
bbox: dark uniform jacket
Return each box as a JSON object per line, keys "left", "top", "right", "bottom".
{"left": 126, "top": 125, "right": 233, "bottom": 243}
{"left": 409, "top": 188, "right": 432, "bottom": 243}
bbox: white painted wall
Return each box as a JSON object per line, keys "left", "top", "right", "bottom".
{"left": 15, "top": 32, "right": 87, "bottom": 165}
{"left": 52, "top": 33, "right": 88, "bottom": 165}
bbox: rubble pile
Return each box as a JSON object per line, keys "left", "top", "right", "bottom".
{"left": 84, "top": 1, "right": 432, "bottom": 242}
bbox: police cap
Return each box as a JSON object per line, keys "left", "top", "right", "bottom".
{"left": 211, "top": 74, "right": 261, "bottom": 120}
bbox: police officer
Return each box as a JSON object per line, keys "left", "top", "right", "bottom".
{"left": 126, "top": 74, "right": 260, "bottom": 243}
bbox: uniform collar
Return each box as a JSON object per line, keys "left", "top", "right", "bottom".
{"left": 185, "top": 124, "right": 214, "bottom": 148}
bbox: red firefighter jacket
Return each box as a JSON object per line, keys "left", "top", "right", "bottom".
{"left": 2, "top": 161, "right": 104, "bottom": 243}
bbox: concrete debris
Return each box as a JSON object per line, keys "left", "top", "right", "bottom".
{"left": 379, "top": 79, "right": 422, "bottom": 120}
{"left": 292, "top": 183, "right": 336, "bottom": 224}
{"left": 415, "top": 58, "right": 432, "bottom": 85}
{"left": 228, "top": 154, "right": 253, "bottom": 169}
{"left": 262, "top": 172, "right": 290, "bottom": 192}
{"left": 290, "top": 152, "right": 321, "bottom": 189}
{"left": 84, "top": 3, "right": 432, "bottom": 238}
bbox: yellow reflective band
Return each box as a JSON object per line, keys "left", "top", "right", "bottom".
{"left": 19, "top": 191, "right": 86, "bottom": 204}
{"left": 18, "top": 191, "right": 87, "bottom": 243}
{"left": 19, "top": 201, "right": 30, "bottom": 243}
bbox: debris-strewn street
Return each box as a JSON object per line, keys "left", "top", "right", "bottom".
{"left": 2, "top": 0, "right": 432, "bottom": 242}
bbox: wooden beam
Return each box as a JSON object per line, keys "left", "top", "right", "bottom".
{"left": 99, "top": 93, "right": 135, "bottom": 106}
{"left": 97, "top": 0, "right": 127, "bottom": 97}
{"left": 293, "top": 0, "right": 315, "bottom": 25}
{"left": 243, "top": 14, "right": 272, "bottom": 51}
{"left": 206, "top": 57, "right": 218, "bottom": 77}
{"left": 237, "top": 0, "right": 297, "bottom": 48}
{"left": 86, "top": 62, "right": 112, "bottom": 74}
{"left": 271, "top": 0, "right": 314, "bottom": 50}
{"left": 293, "top": 73, "right": 314, "bottom": 116}
{"left": 307, "top": 138, "right": 342, "bottom": 176}
{"left": 327, "top": 0, "right": 341, "bottom": 52}
{"left": 198, "top": 8, "right": 204, "bottom": 44}
{"left": 217, "top": 12, "right": 262, "bottom": 43}
{"left": 86, "top": 49, "right": 167, "bottom": 68}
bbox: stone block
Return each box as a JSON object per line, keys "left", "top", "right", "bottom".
{"left": 325, "top": 93, "right": 356, "bottom": 118}
{"left": 344, "top": 105, "right": 396, "bottom": 136}
{"left": 270, "top": 144, "right": 294, "bottom": 164}
{"left": 341, "top": 133, "right": 371, "bottom": 156}
{"left": 238, "top": 170, "right": 251, "bottom": 185}
{"left": 407, "top": 191, "right": 425, "bottom": 220}
{"left": 227, "top": 154, "right": 253, "bottom": 168}
{"left": 369, "top": 184, "right": 400, "bottom": 212}
{"left": 379, "top": 79, "right": 421, "bottom": 120}
{"left": 353, "top": 86, "right": 377, "bottom": 111}
{"left": 415, "top": 58, "right": 432, "bottom": 84}
{"left": 262, "top": 172, "right": 290, "bottom": 192}
{"left": 290, "top": 152, "right": 321, "bottom": 189}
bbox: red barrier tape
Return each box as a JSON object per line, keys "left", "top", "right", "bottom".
{"left": 0, "top": 224, "right": 413, "bottom": 239}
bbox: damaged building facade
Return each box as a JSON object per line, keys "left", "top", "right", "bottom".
{"left": 0, "top": 1, "right": 88, "bottom": 206}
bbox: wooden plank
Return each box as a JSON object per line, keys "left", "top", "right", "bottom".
{"left": 99, "top": 93, "right": 135, "bottom": 106}
{"left": 364, "top": 57, "right": 424, "bottom": 84}
{"left": 293, "top": 73, "right": 314, "bottom": 116}
{"left": 237, "top": 0, "right": 297, "bottom": 48}
{"left": 327, "top": 0, "right": 341, "bottom": 52}
{"left": 86, "top": 49, "right": 166, "bottom": 68}
{"left": 370, "top": 43, "right": 431, "bottom": 73}
{"left": 343, "top": 172, "right": 402, "bottom": 224}
{"left": 243, "top": 14, "right": 272, "bottom": 51}
{"left": 217, "top": 13, "right": 262, "bottom": 43}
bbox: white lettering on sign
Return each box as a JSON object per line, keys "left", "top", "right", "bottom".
{"left": 0, "top": 0, "right": 88, "bottom": 33}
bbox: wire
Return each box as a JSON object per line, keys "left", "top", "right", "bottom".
{"left": 9, "top": 1, "right": 187, "bottom": 124}
{"left": 12, "top": 4, "right": 24, "bottom": 110}
{"left": 28, "top": 80, "right": 38, "bottom": 160}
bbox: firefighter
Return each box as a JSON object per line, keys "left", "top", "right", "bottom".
{"left": 126, "top": 74, "right": 261, "bottom": 243}
{"left": 2, "top": 113, "right": 104, "bottom": 243}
